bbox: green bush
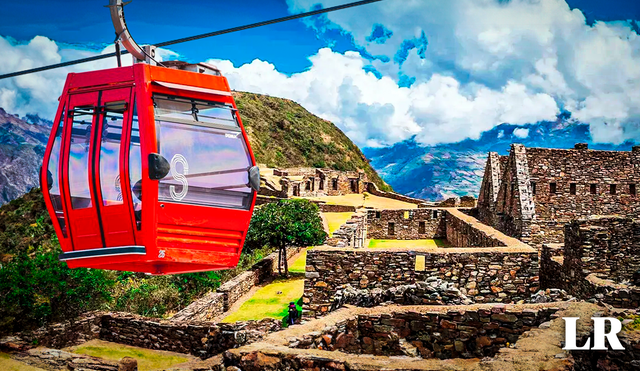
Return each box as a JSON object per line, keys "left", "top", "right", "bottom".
{"left": 0, "top": 242, "right": 113, "bottom": 335}
{"left": 244, "top": 199, "right": 326, "bottom": 275}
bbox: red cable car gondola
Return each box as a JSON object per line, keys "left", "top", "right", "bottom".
{"left": 40, "top": 1, "right": 260, "bottom": 274}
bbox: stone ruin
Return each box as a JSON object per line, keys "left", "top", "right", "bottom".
{"left": 259, "top": 167, "right": 369, "bottom": 198}
{"left": 478, "top": 143, "right": 640, "bottom": 249}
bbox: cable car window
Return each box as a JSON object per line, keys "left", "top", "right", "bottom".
{"left": 155, "top": 119, "right": 253, "bottom": 210}
{"left": 47, "top": 106, "right": 67, "bottom": 237}
{"left": 68, "top": 106, "right": 95, "bottom": 209}
{"left": 129, "top": 101, "right": 142, "bottom": 229}
{"left": 154, "top": 95, "right": 238, "bottom": 129}
{"left": 99, "top": 103, "right": 126, "bottom": 206}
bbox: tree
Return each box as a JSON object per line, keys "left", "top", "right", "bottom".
{"left": 244, "top": 199, "right": 326, "bottom": 276}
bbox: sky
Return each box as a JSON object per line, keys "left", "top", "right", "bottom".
{"left": 1, "top": 0, "right": 640, "bottom": 148}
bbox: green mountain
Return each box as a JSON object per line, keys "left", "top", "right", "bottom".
{"left": 234, "top": 92, "right": 389, "bottom": 190}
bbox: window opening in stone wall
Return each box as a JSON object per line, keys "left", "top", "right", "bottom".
{"left": 319, "top": 176, "right": 324, "bottom": 190}
{"left": 332, "top": 178, "right": 338, "bottom": 190}
{"left": 631, "top": 184, "right": 636, "bottom": 196}
{"left": 388, "top": 222, "right": 395, "bottom": 236}
{"left": 610, "top": 184, "right": 617, "bottom": 195}
{"left": 419, "top": 221, "right": 425, "bottom": 234}
{"left": 570, "top": 183, "right": 576, "bottom": 195}
{"left": 305, "top": 181, "right": 311, "bottom": 191}
{"left": 432, "top": 210, "right": 438, "bottom": 219}
{"left": 550, "top": 182, "right": 557, "bottom": 194}
{"left": 590, "top": 184, "right": 597, "bottom": 194}
{"left": 376, "top": 211, "right": 381, "bottom": 219}
{"left": 404, "top": 211, "right": 410, "bottom": 219}
{"left": 531, "top": 182, "right": 536, "bottom": 195}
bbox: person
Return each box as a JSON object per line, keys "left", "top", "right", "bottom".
{"left": 287, "top": 302, "right": 298, "bottom": 325}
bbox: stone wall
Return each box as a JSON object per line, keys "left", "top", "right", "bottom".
{"left": 326, "top": 210, "right": 366, "bottom": 248}
{"left": 303, "top": 246, "right": 539, "bottom": 318}
{"left": 100, "top": 314, "right": 281, "bottom": 359}
{"left": 366, "top": 182, "right": 429, "bottom": 206}
{"left": 538, "top": 216, "right": 640, "bottom": 308}
{"left": 445, "top": 209, "right": 507, "bottom": 247}
{"left": 20, "top": 312, "right": 281, "bottom": 360}
{"left": 276, "top": 168, "right": 369, "bottom": 198}
{"left": 563, "top": 216, "right": 640, "bottom": 285}
{"left": 217, "top": 271, "right": 259, "bottom": 312}
{"left": 366, "top": 208, "right": 513, "bottom": 248}
{"left": 478, "top": 144, "right": 640, "bottom": 249}
{"left": 366, "top": 208, "right": 445, "bottom": 240}
{"left": 290, "top": 305, "right": 559, "bottom": 359}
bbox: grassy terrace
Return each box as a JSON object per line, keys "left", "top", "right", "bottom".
{"left": 368, "top": 239, "right": 449, "bottom": 249}
{"left": 67, "top": 340, "right": 192, "bottom": 371}
{"left": 324, "top": 212, "right": 354, "bottom": 237}
{"left": 222, "top": 279, "right": 304, "bottom": 323}
{"left": 0, "top": 352, "right": 45, "bottom": 371}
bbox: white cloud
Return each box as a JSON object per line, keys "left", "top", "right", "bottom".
{"left": 4, "top": 0, "right": 640, "bottom": 147}
{"left": 513, "top": 128, "right": 530, "bottom": 138}
{"left": 287, "top": 0, "right": 640, "bottom": 145}
{"left": 212, "top": 49, "right": 557, "bottom": 146}
{"left": 0, "top": 36, "right": 177, "bottom": 118}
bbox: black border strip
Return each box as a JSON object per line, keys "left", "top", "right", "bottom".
{"left": 59, "top": 246, "right": 146, "bottom": 261}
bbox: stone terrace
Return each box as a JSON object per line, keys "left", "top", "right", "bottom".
{"left": 223, "top": 302, "right": 603, "bottom": 371}
{"left": 305, "top": 209, "right": 539, "bottom": 318}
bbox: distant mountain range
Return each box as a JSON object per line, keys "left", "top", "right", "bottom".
{"left": 363, "top": 114, "right": 638, "bottom": 201}
{"left": 0, "top": 108, "right": 51, "bottom": 204}
{"left": 0, "top": 91, "right": 390, "bottom": 205}
{"left": 2, "top": 104, "right": 638, "bottom": 205}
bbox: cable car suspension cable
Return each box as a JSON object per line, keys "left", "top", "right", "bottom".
{"left": 0, "top": 0, "right": 384, "bottom": 81}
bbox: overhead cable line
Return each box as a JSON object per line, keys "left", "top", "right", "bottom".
{"left": 0, "top": 0, "right": 383, "bottom": 81}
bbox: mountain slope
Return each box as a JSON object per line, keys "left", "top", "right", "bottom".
{"left": 233, "top": 91, "right": 389, "bottom": 190}
{"left": 0, "top": 92, "right": 389, "bottom": 206}
{"left": 364, "top": 116, "right": 637, "bottom": 201}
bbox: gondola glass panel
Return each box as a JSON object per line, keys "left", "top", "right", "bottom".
{"left": 47, "top": 106, "right": 67, "bottom": 236}
{"left": 68, "top": 107, "right": 95, "bottom": 209}
{"left": 99, "top": 108, "right": 125, "bottom": 206}
{"left": 129, "top": 102, "right": 142, "bottom": 229}
{"left": 155, "top": 95, "right": 253, "bottom": 209}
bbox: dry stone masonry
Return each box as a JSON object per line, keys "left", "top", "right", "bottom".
{"left": 304, "top": 246, "right": 539, "bottom": 318}
{"left": 289, "top": 305, "right": 559, "bottom": 360}
{"left": 478, "top": 144, "right": 640, "bottom": 249}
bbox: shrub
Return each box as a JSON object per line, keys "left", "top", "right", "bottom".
{"left": 244, "top": 199, "right": 326, "bottom": 275}
{"left": 0, "top": 242, "right": 113, "bottom": 335}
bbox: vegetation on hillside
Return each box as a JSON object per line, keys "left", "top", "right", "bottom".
{"left": 0, "top": 190, "right": 295, "bottom": 334}
{"left": 234, "top": 91, "right": 391, "bottom": 191}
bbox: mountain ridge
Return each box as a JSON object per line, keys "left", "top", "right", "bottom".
{"left": 363, "top": 115, "right": 638, "bottom": 201}
{"left": 0, "top": 91, "right": 389, "bottom": 205}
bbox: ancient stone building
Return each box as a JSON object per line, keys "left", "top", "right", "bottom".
{"left": 263, "top": 167, "right": 368, "bottom": 198}
{"left": 478, "top": 143, "right": 640, "bottom": 247}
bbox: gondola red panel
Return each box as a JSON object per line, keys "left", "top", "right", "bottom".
{"left": 41, "top": 63, "right": 258, "bottom": 275}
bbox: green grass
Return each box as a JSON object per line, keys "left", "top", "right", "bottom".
{"left": 368, "top": 239, "right": 449, "bottom": 249}
{"left": 0, "top": 352, "right": 45, "bottom": 371}
{"left": 289, "top": 248, "right": 311, "bottom": 273}
{"left": 69, "top": 340, "right": 190, "bottom": 371}
{"left": 324, "top": 212, "right": 354, "bottom": 237}
{"left": 222, "top": 279, "right": 304, "bottom": 323}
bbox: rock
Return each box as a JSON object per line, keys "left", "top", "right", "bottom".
{"left": 118, "top": 357, "right": 138, "bottom": 371}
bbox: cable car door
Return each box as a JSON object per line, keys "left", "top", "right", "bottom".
{"left": 62, "top": 89, "right": 135, "bottom": 251}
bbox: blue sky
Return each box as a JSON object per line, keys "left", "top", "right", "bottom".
{"left": 0, "top": 0, "right": 356, "bottom": 73}
{"left": 2, "top": 0, "right": 640, "bottom": 148}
